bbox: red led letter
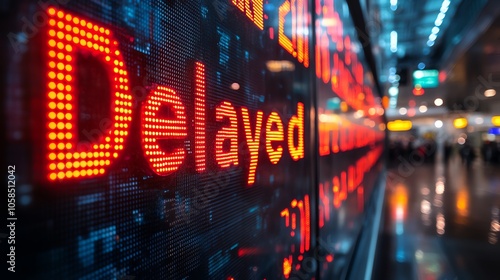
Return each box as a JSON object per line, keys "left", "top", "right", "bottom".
{"left": 232, "top": 0, "right": 264, "bottom": 30}
{"left": 287, "top": 102, "right": 305, "bottom": 160}
{"left": 241, "top": 107, "right": 263, "bottom": 185}
{"left": 142, "top": 86, "right": 187, "bottom": 176}
{"left": 265, "top": 112, "right": 284, "bottom": 164}
{"left": 194, "top": 62, "right": 206, "bottom": 172}
{"left": 45, "top": 8, "right": 132, "bottom": 181}
{"left": 215, "top": 101, "right": 239, "bottom": 168}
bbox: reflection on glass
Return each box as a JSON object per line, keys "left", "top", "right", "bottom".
{"left": 489, "top": 207, "right": 499, "bottom": 244}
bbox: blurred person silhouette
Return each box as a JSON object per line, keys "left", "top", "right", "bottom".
{"left": 460, "top": 141, "right": 475, "bottom": 168}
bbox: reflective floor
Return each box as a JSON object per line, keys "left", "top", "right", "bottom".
{"left": 376, "top": 151, "right": 500, "bottom": 280}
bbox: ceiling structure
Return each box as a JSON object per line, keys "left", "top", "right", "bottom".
{"left": 364, "top": 0, "right": 500, "bottom": 122}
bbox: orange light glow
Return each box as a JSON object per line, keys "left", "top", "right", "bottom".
{"left": 45, "top": 7, "right": 132, "bottom": 181}
{"left": 231, "top": 0, "right": 264, "bottom": 30}
{"left": 141, "top": 86, "right": 187, "bottom": 176}
{"left": 288, "top": 102, "right": 305, "bottom": 160}
{"left": 283, "top": 256, "right": 292, "bottom": 279}
{"left": 241, "top": 107, "right": 263, "bottom": 185}
{"left": 215, "top": 101, "right": 239, "bottom": 168}
{"left": 194, "top": 62, "right": 206, "bottom": 172}
{"left": 265, "top": 112, "right": 284, "bottom": 164}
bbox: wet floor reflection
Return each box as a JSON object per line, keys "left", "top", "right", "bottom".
{"left": 377, "top": 151, "right": 500, "bottom": 280}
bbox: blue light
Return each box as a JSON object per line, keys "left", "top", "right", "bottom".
{"left": 418, "top": 62, "right": 426, "bottom": 70}
{"left": 432, "top": 27, "right": 440, "bottom": 34}
{"left": 489, "top": 128, "right": 500, "bottom": 135}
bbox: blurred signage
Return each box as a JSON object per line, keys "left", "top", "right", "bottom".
{"left": 413, "top": 69, "right": 439, "bottom": 88}
{"left": 488, "top": 127, "right": 500, "bottom": 135}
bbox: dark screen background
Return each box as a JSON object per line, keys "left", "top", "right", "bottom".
{"left": 1, "top": 0, "right": 384, "bottom": 279}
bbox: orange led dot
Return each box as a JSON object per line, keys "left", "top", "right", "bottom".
{"left": 57, "top": 93, "right": 65, "bottom": 100}
{"left": 48, "top": 112, "right": 56, "bottom": 119}
{"left": 57, "top": 22, "right": 64, "bottom": 29}
{"left": 48, "top": 153, "right": 56, "bottom": 160}
{"left": 57, "top": 83, "right": 64, "bottom": 90}
{"left": 65, "top": 14, "right": 72, "bottom": 21}
{"left": 57, "top": 62, "right": 64, "bottom": 70}
{"left": 49, "top": 19, "right": 56, "bottom": 26}
{"left": 57, "top": 113, "right": 64, "bottom": 119}
{"left": 113, "top": 153, "right": 118, "bottom": 158}
{"left": 93, "top": 25, "right": 98, "bottom": 32}
{"left": 65, "top": 162, "right": 72, "bottom": 169}
{"left": 65, "top": 34, "right": 72, "bottom": 41}
{"left": 57, "top": 172, "right": 65, "bottom": 179}
{"left": 65, "top": 45, "right": 72, "bottom": 52}
{"left": 57, "top": 133, "right": 64, "bottom": 140}
{"left": 73, "top": 161, "right": 80, "bottom": 168}
{"left": 49, "top": 61, "right": 56, "bottom": 68}
{"left": 99, "top": 169, "right": 105, "bottom": 174}
{"left": 80, "top": 38, "right": 86, "bottom": 46}
{"left": 57, "top": 53, "right": 64, "bottom": 60}
{"left": 49, "top": 29, "right": 56, "bottom": 37}
{"left": 73, "top": 170, "right": 80, "bottom": 177}
{"left": 81, "top": 170, "right": 87, "bottom": 176}
{"left": 65, "top": 85, "right": 71, "bottom": 91}
{"left": 48, "top": 51, "right": 56, "bottom": 58}
{"left": 73, "top": 37, "right": 79, "bottom": 44}
{"left": 80, "top": 160, "right": 86, "bottom": 167}
{"left": 48, "top": 82, "right": 56, "bottom": 89}
{"left": 57, "top": 31, "right": 64, "bottom": 39}
{"left": 57, "top": 143, "right": 65, "bottom": 149}
{"left": 48, "top": 91, "right": 56, "bottom": 99}
{"left": 65, "top": 171, "right": 73, "bottom": 178}
{"left": 57, "top": 42, "right": 64, "bottom": 49}
{"left": 57, "top": 153, "right": 64, "bottom": 160}
{"left": 65, "top": 55, "right": 72, "bottom": 62}
{"left": 73, "top": 153, "right": 80, "bottom": 159}
{"left": 49, "top": 143, "right": 56, "bottom": 150}
{"left": 86, "top": 32, "right": 92, "bottom": 39}
{"left": 48, "top": 8, "right": 56, "bottom": 15}
{"left": 57, "top": 122, "right": 64, "bottom": 129}
{"left": 65, "top": 74, "right": 72, "bottom": 81}
{"left": 65, "top": 65, "right": 72, "bottom": 71}
{"left": 65, "top": 104, "right": 72, "bottom": 110}
{"left": 73, "top": 17, "right": 79, "bottom": 24}
{"left": 105, "top": 29, "right": 110, "bottom": 35}
{"left": 48, "top": 102, "right": 56, "bottom": 109}
{"left": 65, "top": 94, "right": 72, "bottom": 101}
{"left": 49, "top": 163, "right": 56, "bottom": 170}
{"left": 65, "top": 113, "right": 72, "bottom": 120}
{"left": 49, "top": 173, "right": 57, "bottom": 180}
{"left": 66, "top": 153, "right": 72, "bottom": 159}
{"left": 57, "top": 73, "right": 64, "bottom": 80}
{"left": 104, "top": 38, "right": 109, "bottom": 44}
{"left": 87, "top": 41, "right": 93, "bottom": 48}
{"left": 65, "top": 132, "right": 72, "bottom": 139}
{"left": 87, "top": 22, "right": 93, "bottom": 29}
{"left": 80, "top": 19, "right": 86, "bottom": 26}
{"left": 66, "top": 143, "right": 72, "bottom": 149}
{"left": 57, "top": 162, "right": 65, "bottom": 169}
{"left": 105, "top": 160, "right": 110, "bottom": 165}
{"left": 56, "top": 11, "right": 64, "bottom": 18}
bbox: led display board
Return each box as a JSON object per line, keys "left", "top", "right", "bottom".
{"left": 413, "top": 69, "right": 440, "bottom": 88}
{"left": 1, "top": 0, "right": 385, "bottom": 279}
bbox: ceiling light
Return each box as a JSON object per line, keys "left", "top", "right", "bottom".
{"left": 434, "top": 98, "right": 444, "bottom": 106}
{"left": 475, "top": 117, "right": 484, "bottom": 125}
{"left": 418, "top": 62, "right": 426, "bottom": 69}
{"left": 440, "top": 6, "right": 449, "bottom": 13}
{"left": 485, "top": 89, "right": 496, "bottom": 97}
{"left": 389, "top": 86, "right": 399, "bottom": 96}
{"left": 429, "top": 34, "right": 437, "bottom": 41}
{"left": 427, "top": 40, "right": 435, "bottom": 47}
{"left": 432, "top": 27, "right": 440, "bottom": 34}
{"left": 390, "top": 31, "right": 398, "bottom": 53}
{"left": 419, "top": 105, "right": 428, "bottom": 113}
{"left": 399, "top": 107, "right": 407, "bottom": 115}
{"left": 437, "top": 13, "right": 446, "bottom": 21}
{"left": 435, "top": 18, "right": 443, "bottom": 26}
{"left": 435, "top": 120, "right": 443, "bottom": 128}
